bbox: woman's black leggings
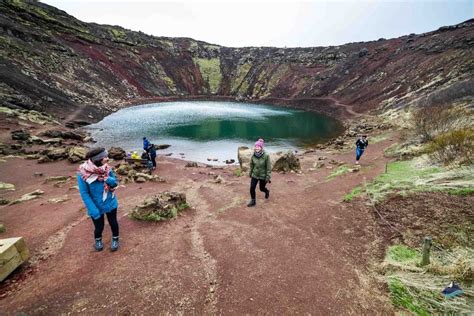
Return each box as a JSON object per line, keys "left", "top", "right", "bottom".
{"left": 250, "top": 177, "right": 269, "bottom": 200}
{"left": 92, "top": 208, "right": 119, "bottom": 239}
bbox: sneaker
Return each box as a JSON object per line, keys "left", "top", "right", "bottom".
{"left": 265, "top": 190, "right": 270, "bottom": 199}
{"left": 94, "top": 238, "right": 103, "bottom": 251}
{"left": 247, "top": 199, "right": 256, "bottom": 207}
{"left": 442, "top": 281, "right": 464, "bottom": 298}
{"left": 355, "top": 161, "right": 360, "bottom": 165}
{"left": 111, "top": 236, "right": 120, "bottom": 252}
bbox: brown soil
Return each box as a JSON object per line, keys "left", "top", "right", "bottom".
{"left": 0, "top": 131, "right": 401, "bottom": 314}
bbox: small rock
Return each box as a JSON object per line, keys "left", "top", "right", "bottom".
{"left": 214, "top": 175, "right": 225, "bottom": 184}
{"left": 34, "top": 172, "right": 44, "bottom": 177}
{"left": 135, "top": 177, "right": 146, "bottom": 183}
{"left": 9, "top": 189, "right": 44, "bottom": 205}
{"left": 11, "top": 129, "right": 30, "bottom": 141}
{"left": 0, "top": 198, "right": 9, "bottom": 205}
{"left": 185, "top": 162, "right": 198, "bottom": 168}
{"left": 0, "top": 182, "right": 15, "bottom": 191}
{"left": 0, "top": 223, "right": 5, "bottom": 233}
{"left": 155, "top": 144, "right": 171, "bottom": 150}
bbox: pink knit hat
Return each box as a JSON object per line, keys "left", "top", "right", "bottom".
{"left": 254, "top": 138, "right": 264, "bottom": 149}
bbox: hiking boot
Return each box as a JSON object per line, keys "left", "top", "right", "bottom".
{"left": 247, "top": 199, "right": 256, "bottom": 207}
{"left": 94, "top": 238, "right": 103, "bottom": 252}
{"left": 111, "top": 236, "right": 120, "bottom": 252}
{"left": 265, "top": 190, "right": 270, "bottom": 199}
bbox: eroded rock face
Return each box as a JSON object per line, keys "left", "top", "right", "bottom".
{"left": 131, "top": 192, "right": 188, "bottom": 221}
{"left": 238, "top": 146, "right": 252, "bottom": 172}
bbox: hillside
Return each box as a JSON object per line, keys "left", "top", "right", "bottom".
{"left": 0, "top": 0, "right": 472, "bottom": 122}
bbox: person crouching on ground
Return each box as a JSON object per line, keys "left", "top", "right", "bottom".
{"left": 355, "top": 134, "right": 369, "bottom": 164}
{"left": 247, "top": 139, "right": 271, "bottom": 207}
{"left": 77, "top": 147, "right": 120, "bottom": 252}
{"left": 147, "top": 144, "right": 157, "bottom": 170}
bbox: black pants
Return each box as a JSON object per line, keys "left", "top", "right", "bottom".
{"left": 92, "top": 208, "right": 119, "bottom": 239}
{"left": 151, "top": 156, "right": 156, "bottom": 168}
{"left": 250, "top": 177, "right": 269, "bottom": 200}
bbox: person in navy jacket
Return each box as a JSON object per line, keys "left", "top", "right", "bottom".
{"left": 77, "top": 147, "right": 120, "bottom": 252}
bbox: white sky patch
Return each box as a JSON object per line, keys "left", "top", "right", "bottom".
{"left": 41, "top": 0, "right": 473, "bottom": 47}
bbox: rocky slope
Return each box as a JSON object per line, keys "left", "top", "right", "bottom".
{"left": 0, "top": 0, "right": 473, "bottom": 122}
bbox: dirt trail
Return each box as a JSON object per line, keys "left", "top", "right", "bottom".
{"left": 0, "top": 135, "right": 396, "bottom": 314}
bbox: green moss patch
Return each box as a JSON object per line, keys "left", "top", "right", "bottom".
{"left": 343, "top": 186, "right": 362, "bottom": 202}
{"left": 387, "top": 245, "right": 420, "bottom": 263}
{"left": 326, "top": 165, "right": 351, "bottom": 180}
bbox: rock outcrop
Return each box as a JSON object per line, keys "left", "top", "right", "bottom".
{"left": 130, "top": 192, "right": 188, "bottom": 221}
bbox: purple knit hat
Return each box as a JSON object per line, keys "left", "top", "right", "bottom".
{"left": 254, "top": 138, "right": 264, "bottom": 149}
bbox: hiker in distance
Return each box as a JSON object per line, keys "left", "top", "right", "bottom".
{"left": 355, "top": 134, "right": 369, "bottom": 164}
{"left": 143, "top": 136, "right": 150, "bottom": 152}
{"left": 77, "top": 147, "right": 120, "bottom": 252}
{"left": 247, "top": 138, "right": 271, "bottom": 207}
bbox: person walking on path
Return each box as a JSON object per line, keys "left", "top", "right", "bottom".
{"left": 355, "top": 135, "right": 369, "bottom": 164}
{"left": 247, "top": 139, "right": 271, "bottom": 207}
{"left": 77, "top": 147, "right": 120, "bottom": 252}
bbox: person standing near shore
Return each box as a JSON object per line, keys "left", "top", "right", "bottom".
{"left": 247, "top": 139, "right": 271, "bottom": 207}
{"left": 355, "top": 135, "right": 369, "bottom": 164}
{"left": 77, "top": 147, "right": 120, "bottom": 252}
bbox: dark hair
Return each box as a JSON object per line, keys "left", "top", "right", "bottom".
{"left": 86, "top": 147, "right": 105, "bottom": 160}
{"left": 362, "top": 135, "right": 368, "bottom": 138}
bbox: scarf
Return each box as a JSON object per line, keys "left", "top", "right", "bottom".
{"left": 78, "top": 159, "right": 113, "bottom": 201}
{"left": 254, "top": 150, "right": 264, "bottom": 158}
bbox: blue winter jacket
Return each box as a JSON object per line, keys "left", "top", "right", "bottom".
{"left": 77, "top": 170, "right": 119, "bottom": 220}
{"left": 143, "top": 138, "right": 150, "bottom": 150}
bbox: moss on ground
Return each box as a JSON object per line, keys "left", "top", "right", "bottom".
{"left": 194, "top": 58, "right": 222, "bottom": 94}
{"left": 343, "top": 186, "right": 362, "bottom": 202}
{"left": 387, "top": 245, "right": 421, "bottom": 263}
{"left": 388, "top": 277, "right": 431, "bottom": 316}
{"left": 326, "top": 164, "right": 351, "bottom": 180}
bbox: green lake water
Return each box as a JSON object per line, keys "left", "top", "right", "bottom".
{"left": 87, "top": 101, "right": 343, "bottom": 164}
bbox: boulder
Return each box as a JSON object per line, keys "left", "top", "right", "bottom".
{"left": 11, "top": 130, "right": 30, "bottom": 141}
{"left": 238, "top": 146, "right": 252, "bottom": 172}
{"left": 0, "top": 237, "right": 30, "bottom": 281}
{"left": 131, "top": 192, "right": 188, "bottom": 221}
{"left": 273, "top": 151, "right": 301, "bottom": 173}
{"left": 108, "top": 147, "right": 126, "bottom": 160}
{"left": 135, "top": 177, "right": 146, "bottom": 183}
{"left": 67, "top": 146, "right": 86, "bottom": 163}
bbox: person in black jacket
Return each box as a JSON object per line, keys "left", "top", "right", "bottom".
{"left": 355, "top": 135, "right": 369, "bottom": 164}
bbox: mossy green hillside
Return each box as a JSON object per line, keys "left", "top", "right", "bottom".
{"left": 194, "top": 58, "right": 222, "bottom": 94}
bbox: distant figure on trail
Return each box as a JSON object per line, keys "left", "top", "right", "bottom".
{"left": 77, "top": 147, "right": 120, "bottom": 252}
{"left": 143, "top": 137, "right": 150, "bottom": 151}
{"left": 247, "top": 138, "right": 271, "bottom": 207}
{"left": 148, "top": 144, "right": 157, "bottom": 170}
{"left": 355, "top": 135, "right": 369, "bottom": 164}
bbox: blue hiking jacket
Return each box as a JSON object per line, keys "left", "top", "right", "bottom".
{"left": 77, "top": 170, "right": 119, "bottom": 220}
{"left": 143, "top": 138, "right": 150, "bottom": 150}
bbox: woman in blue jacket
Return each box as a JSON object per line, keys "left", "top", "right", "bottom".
{"left": 77, "top": 147, "right": 120, "bottom": 252}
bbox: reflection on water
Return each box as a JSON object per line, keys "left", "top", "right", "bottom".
{"left": 86, "top": 101, "right": 343, "bottom": 164}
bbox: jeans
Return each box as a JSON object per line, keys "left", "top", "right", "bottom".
{"left": 250, "top": 177, "right": 269, "bottom": 200}
{"left": 92, "top": 208, "right": 119, "bottom": 239}
{"left": 356, "top": 147, "right": 365, "bottom": 161}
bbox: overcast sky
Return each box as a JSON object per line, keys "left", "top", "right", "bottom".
{"left": 41, "top": 0, "right": 473, "bottom": 47}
